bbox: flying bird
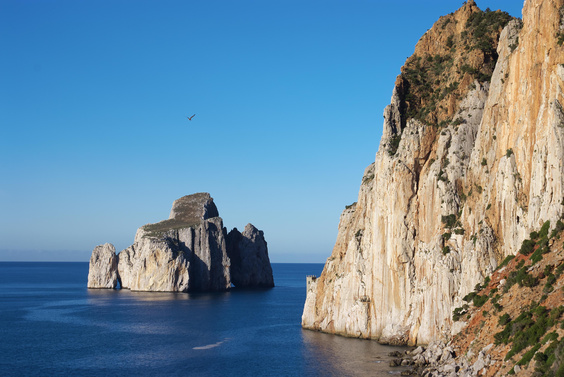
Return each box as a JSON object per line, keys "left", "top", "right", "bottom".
{"left": 187, "top": 114, "right": 196, "bottom": 121}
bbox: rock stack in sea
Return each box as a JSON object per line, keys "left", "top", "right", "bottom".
{"left": 302, "top": 0, "right": 564, "bottom": 346}
{"left": 226, "top": 224, "right": 275, "bottom": 288}
{"left": 87, "top": 193, "right": 274, "bottom": 292}
{"left": 87, "top": 243, "right": 119, "bottom": 289}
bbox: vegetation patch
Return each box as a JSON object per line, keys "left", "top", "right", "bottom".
{"left": 345, "top": 202, "right": 357, "bottom": 210}
{"left": 399, "top": 8, "right": 511, "bottom": 127}
{"left": 497, "top": 254, "right": 515, "bottom": 270}
{"left": 450, "top": 217, "right": 564, "bottom": 374}
{"left": 388, "top": 134, "right": 402, "bottom": 156}
{"left": 142, "top": 218, "right": 200, "bottom": 238}
{"left": 453, "top": 304, "right": 469, "bottom": 321}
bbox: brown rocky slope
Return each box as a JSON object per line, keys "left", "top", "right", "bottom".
{"left": 389, "top": 218, "right": 564, "bottom": 376}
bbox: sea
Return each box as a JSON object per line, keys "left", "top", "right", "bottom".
{"left": 0, "top": 262, "right": 409, "bottom": 376}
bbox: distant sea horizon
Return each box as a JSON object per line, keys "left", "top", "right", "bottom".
{"left": 0, "top": 262, "right": 408, "bottom": 376}
{"left": 0, "top": 250, "right": 328, "bottom": 264}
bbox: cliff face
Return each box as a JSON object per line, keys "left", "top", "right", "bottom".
{"left": 117, "top": 193, "right": 230, "bottom": 292}
{"left": 226, "top": 224, "right": 275, "bottom": 288}
{"left": 302, "top": 0, "right": 564, "bottom": 345}
{"left": 88, "top": 193, "right": 274, "bottom": 292}
{"left": 87, "top": 243, "right": 119, "bottom": 289}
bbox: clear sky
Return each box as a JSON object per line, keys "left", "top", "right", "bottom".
{"left": 0, "top": 0, "right": 523, "bottom": 263}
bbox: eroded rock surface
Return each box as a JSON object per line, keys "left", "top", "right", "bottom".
{"left": 87, "top": 243, "right": 119, "bottom": 289}
{"left": 227, "top": 224, "right": 274, "bottom": 288}
{"left": 88, "top": 193, "right": 273, "bottom": 292}
{"left": 302, "top": 0, "right": 564, "bottom": 345}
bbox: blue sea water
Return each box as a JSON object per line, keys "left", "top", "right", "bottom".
{"left": 0, "top": 262, "right": 408, "bottom": 376}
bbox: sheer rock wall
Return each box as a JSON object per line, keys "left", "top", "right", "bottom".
{"left": 302, "top": 0, "right": 564, "bottom": 345}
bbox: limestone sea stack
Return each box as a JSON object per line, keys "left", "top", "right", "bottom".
{"left": 226, "top": 224, "right": 275, "bottom": 288}
{"left": 87, "top": 193, "right": 274, "bottom": 292}
{"left": 87, "top": 243, "right": 119, "bottom": 289}
{"left": 302, "top": 0, "right": 564, "bottom": 345}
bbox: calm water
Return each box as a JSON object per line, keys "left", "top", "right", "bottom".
{"left": 0, "top": 262, "right": 407, "bottom": 376}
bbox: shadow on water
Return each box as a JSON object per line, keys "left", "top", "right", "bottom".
{"left": 302, "top": 329, "right": 410, "bottom": 377}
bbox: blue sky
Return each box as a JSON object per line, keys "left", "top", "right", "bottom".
{"left": 0, "top": 0, "right": 523, "bottom": 263}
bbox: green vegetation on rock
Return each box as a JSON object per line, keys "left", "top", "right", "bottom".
{"left": 399, "top": 7, "right": 512, "bottom": 127}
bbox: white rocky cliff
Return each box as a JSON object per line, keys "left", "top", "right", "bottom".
{"left": 302, "top": 0, "right": 564, "bottom": 345}
{"left": 87, "top": 243, "right": 119, "bottom": 289}
{"left": 87, "top": 193, "right": 274, "bottom": 292}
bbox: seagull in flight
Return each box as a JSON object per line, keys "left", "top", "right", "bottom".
{"left": 187, "top": 114, "right": 196, "bottom": 121}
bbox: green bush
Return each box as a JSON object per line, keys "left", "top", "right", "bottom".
{"left": 534, "top": 338, "right": 564, "bottom": 375}
{"left": 463, "top": 291, "right": 477, "bottom": 303}
{"left": 453, "top": 305, "right": 469, "bottom": 321}
{"left": 504, "top": 265, "right": 538, "bottom": 292}
{"left": 442, "top": 214, "right": 458, "bottom": 228}
{"left": 539, "top": 221, "right": 551, "bottom": 239}
{"left": 446, "top": 35, "right": 454, "bottom": 48}
{"left": 520, "top": 239, "right": 536, "bottom": 255}
{"left": 345, "top": 202, "right": 357, "bottom": 210}
{"left": 499, "top": 313, "right": 511, "bottom": 326}
{"left": 517, "top": 344, "right": 541, "bottom": 366}
{"left": 544, "top": 282, "right": 555, "bottom": 294}
{"left": 542, "top": 332, "right": 559, "bottom": 344}
{"left": 473, "top": 294, "right": 489, "bottom": 307}
{"left": 388, "top": 134, "right": 402, "bottom": 156}
{"left": 558, "top": 32, "right": 564, "bottom": 46}
{"left": 438, "top": 169, "right": 448, "bottom": 182}
{"left": 442, "top": 246, "right": 451, "bottom": 255}
{"left": 497, "top": 255, "right": 515, "bottom": 269}
{"left": 522, "top": 273, "right": 539, "bottom": 288}
{"left": 550, "top": 220, "right": 564, "bottom": 239}
{"left": 531, "top": 247, "right": 544, "bottom": 265}
{"left": 556, "top": 264, "right": 564, "bottom": 278}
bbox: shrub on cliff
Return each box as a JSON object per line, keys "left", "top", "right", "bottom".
{"left": 387, "top": 134, "right": 401, "bottom": 156}
{"left": 520, "top": 239, "right": 536, "bottom": 256}
{"left": 442, "top": 214, "right": 458, "bottom": 228}
{"left": 465, "top": 8, "right": 512, "bottom": 54}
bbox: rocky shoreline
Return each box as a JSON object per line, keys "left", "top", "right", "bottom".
{"left": 389, "top": 341, "right": 492, "bottom": 377}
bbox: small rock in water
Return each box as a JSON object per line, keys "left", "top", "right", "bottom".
{"left": 401, "top": 370, "right": 416, "bottom": 376}
{"left": 389, "top": 351, "right": 404, "bottom": 358}
{"left": 389, "top": 359, "right": 403, "bottom": 367}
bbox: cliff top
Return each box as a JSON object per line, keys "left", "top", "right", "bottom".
{"left": 396, "top": 1, "right": 513, "bottom": 129}
{"left": 169, "top": 192, "right": 219, "bottom": 222}
{"left": 142, "top": 193, "right": 220, "bottom": 235}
